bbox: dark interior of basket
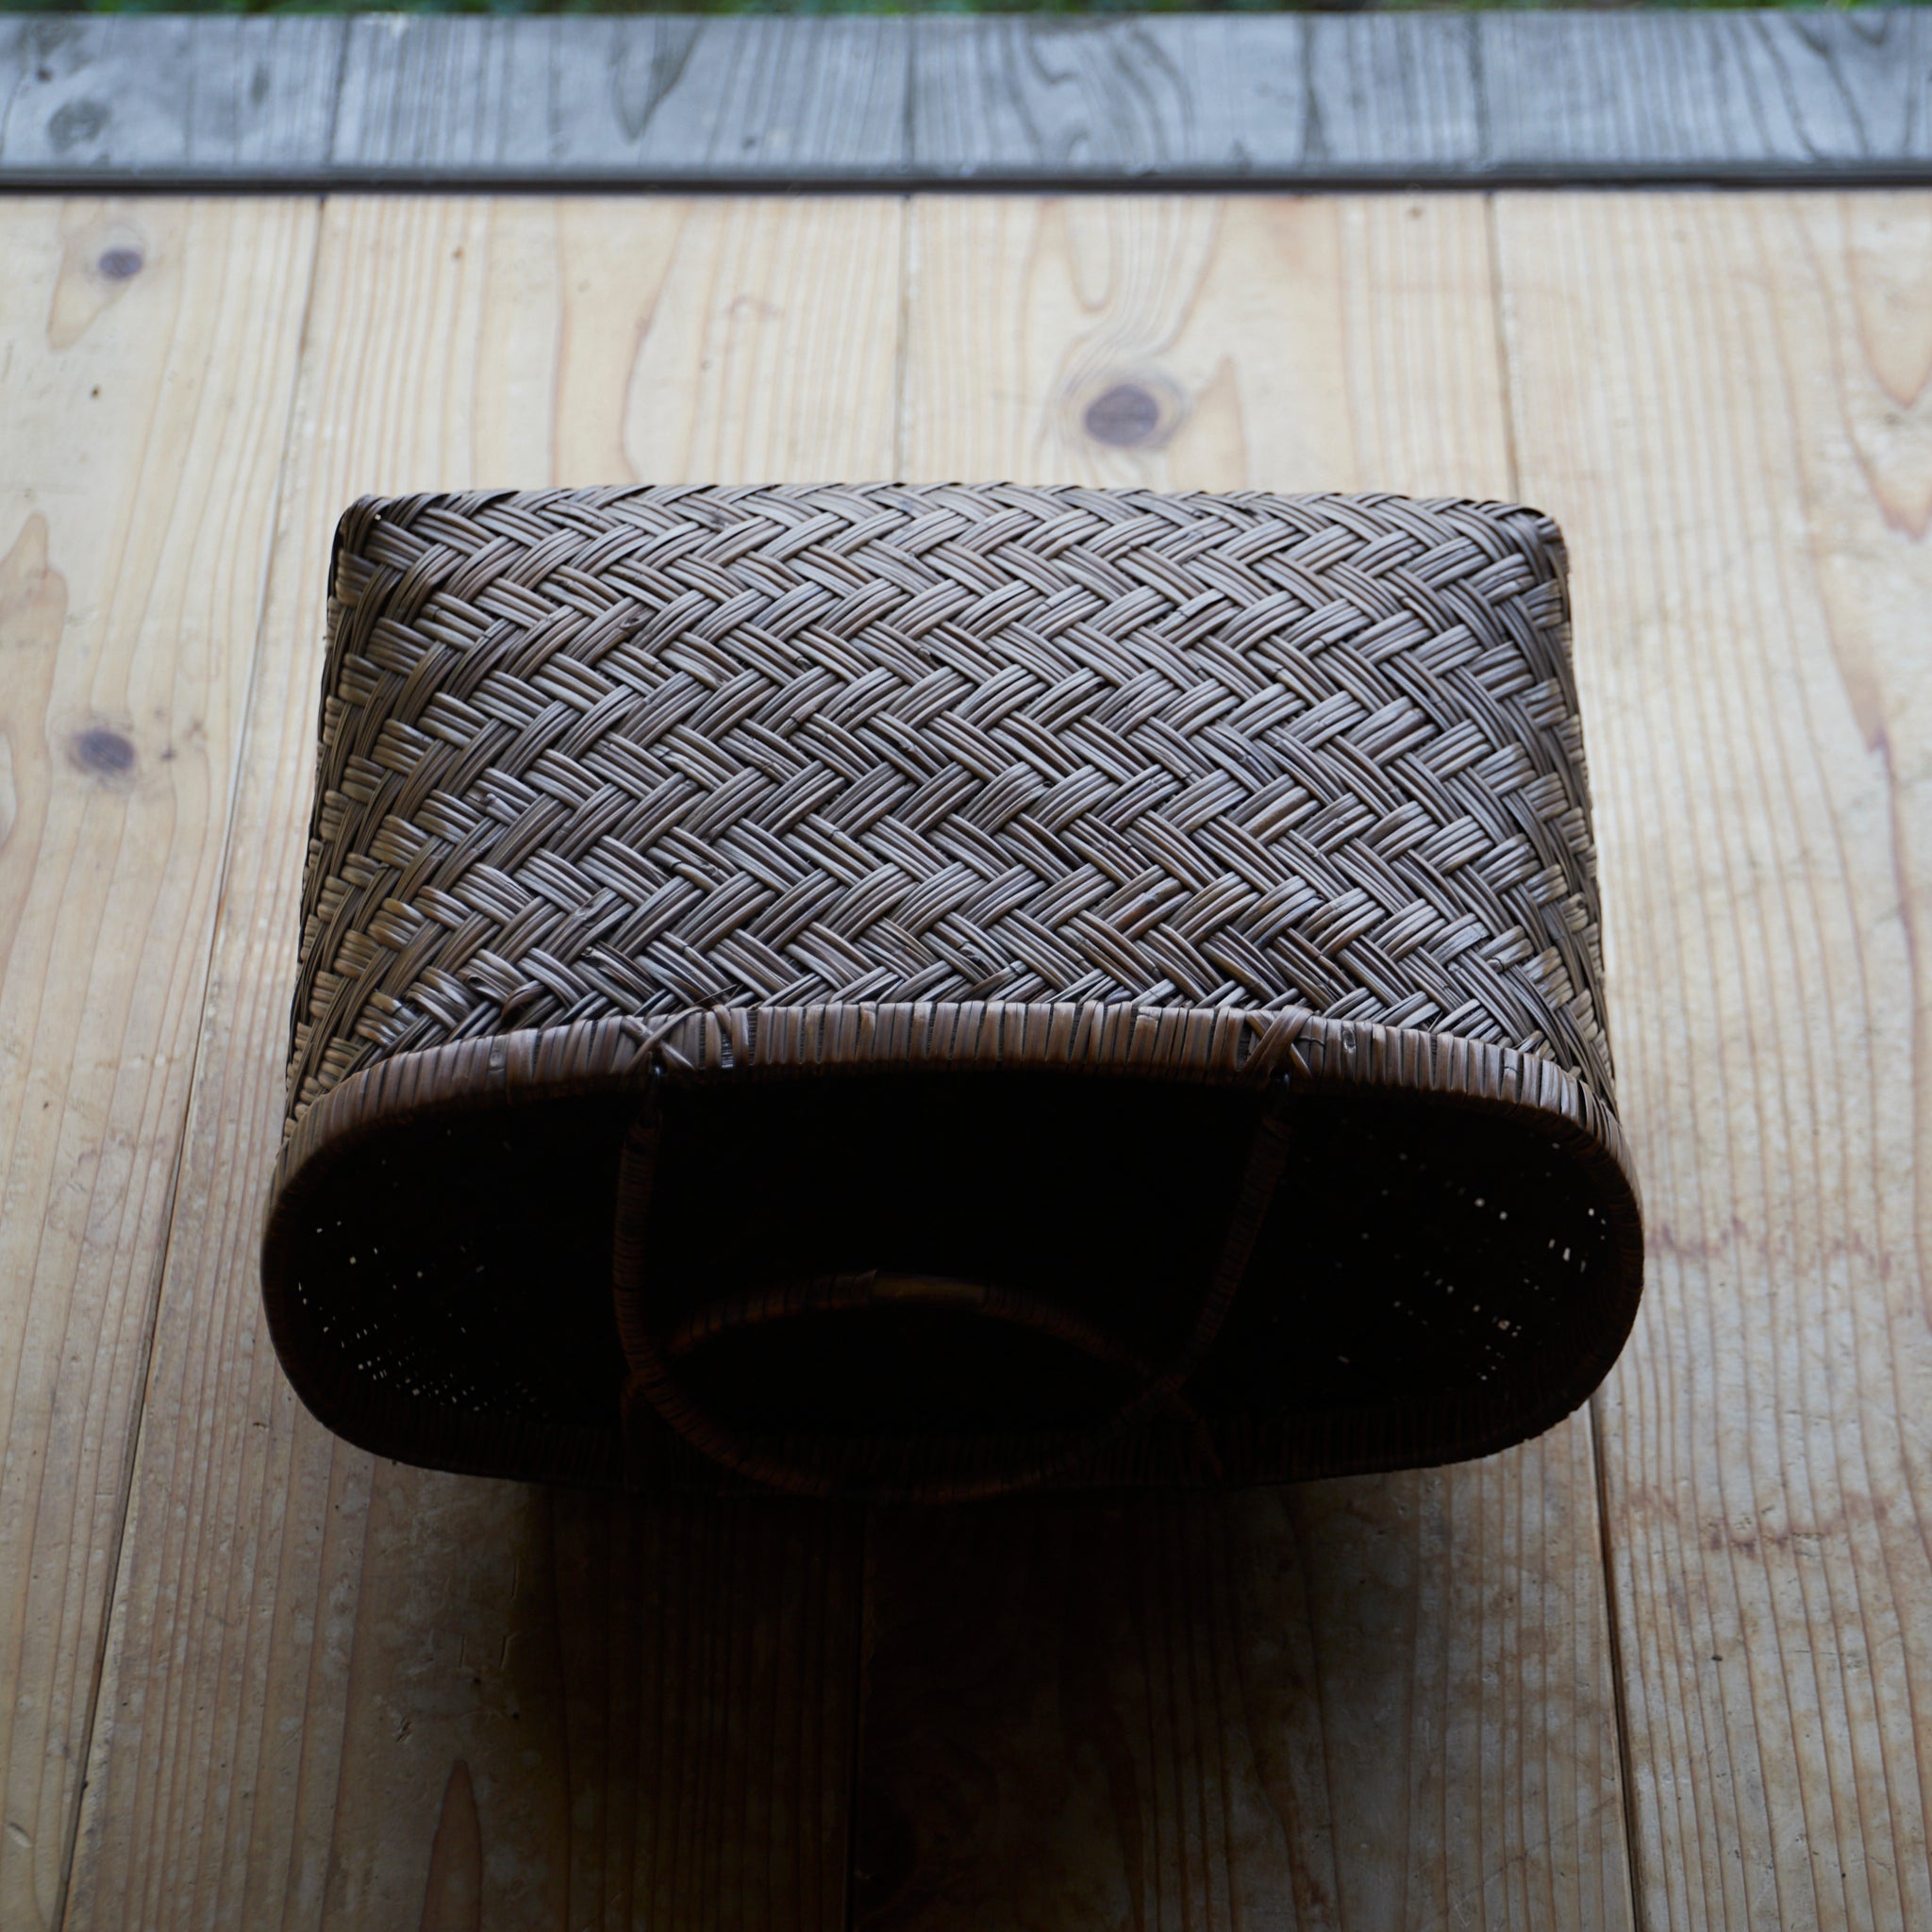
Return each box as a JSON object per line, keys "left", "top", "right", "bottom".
{"left": 273, "top": 1066, "right": 1627, "bottom": 1490}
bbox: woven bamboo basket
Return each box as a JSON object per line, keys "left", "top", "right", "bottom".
{"left": 262, "top": 485, "right": 1643, "bottom": 1501}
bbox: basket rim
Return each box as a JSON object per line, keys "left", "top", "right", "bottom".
{"left": 272, "top": 996, "right": 1638, "bottom": 1198}
{"left": 260, "top": 998, "right": 1644, "bottom": 1494}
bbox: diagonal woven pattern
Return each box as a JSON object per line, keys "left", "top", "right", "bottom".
{"left": 290, "top": 485, "right": 1610, "bottom": 1132}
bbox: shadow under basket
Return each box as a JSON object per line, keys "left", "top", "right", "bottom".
{"left": 263, "top": 485, "right": 1643, "bottom": 1501}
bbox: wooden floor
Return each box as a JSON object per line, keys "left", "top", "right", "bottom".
{"left": 1, "top": 190, "right": 1927, "bottom": 1932}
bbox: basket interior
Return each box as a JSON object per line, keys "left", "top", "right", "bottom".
{"left": 271, "top": 1066, "right": 1624, "bottom": 1487}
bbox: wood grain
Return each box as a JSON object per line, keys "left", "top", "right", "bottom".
{"left": 331, "top": 15, "right": 907, "bottom": 180}
{"left": 1497, "top": 190, "right": 1932, "bottom": 1929}
{"left": 6, "top": 15, "right": 1931, "bottom": 187}
{"left": 908, "top": 16, "right": 1485, "bottom": 181}
{"left": 44, "top": 181, "right": 1932, "bottom": 1931}
{"left": 0, "top": 17, "right": 345, "bottom": 177}
{"left": 0, "top": 195, "right": 317, "bottom": 1932}
{"left": 859, "top": 193, "right": 1634, "bottom": 1932}
{"left": 1478, "top": 13, "right": 1932, "bottom": 175}
{"left": 906, "top": 18, "right": 1319, "bottom": 181}
{"left": 65, "top": 194, "right": 902, "bottom": 1932}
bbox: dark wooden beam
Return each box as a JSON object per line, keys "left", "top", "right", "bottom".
{"left": 2, "top": 10, "right": 1927, "bottom": 189}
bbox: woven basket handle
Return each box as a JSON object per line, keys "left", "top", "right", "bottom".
{"left": 611, "top": 1074, "right": 1293, "bottom": 1502}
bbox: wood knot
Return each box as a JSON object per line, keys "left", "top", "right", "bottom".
{"left": 71, "top": 726, "right": 136, "bottom": 778}
{"left": 96, "top": 247, "right": 144, "bottom": 282}
{"left": 1083, "top": 382, "right": 1164, "bottom": 448}
{"left": 1074, "top": 373, "right": 1187, "bottom": 452}
{"left": 46, "top": 99, "right": 108, "bottom": 153}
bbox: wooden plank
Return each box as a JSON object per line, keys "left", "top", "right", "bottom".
{"left": 330, "top": 16, "right": 907, "bottom": 181}
{"left": 1479, "top": 12, "right": 1932, "bottom": 175}
{"left": 908, "top": 18, "right": 1309, "bottom": 181}
{"left": 5, "top": 14, "right": 1932, "bottom": 188}
{"left": 1497, "top": 190, "right": 1932, "bottom": 1929}
{"left": 1303, "top": 16, "right": 1484, "bottom": 173}
{"left": 0, "top": 196, "right": 317, "bottom": 1932}
{"left": 904, "top": 17, "right": 1481, "bottom": 181}
{"left": 0, "top": 17, "right": 344, "bottom": 176}
{"left": 65, "top": 194, "right": 904, "bottom": 1931}
{"left": 858, "top": 193, "right": 1635, "bottom": 1932}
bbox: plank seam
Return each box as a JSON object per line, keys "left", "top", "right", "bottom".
{"left": 1591, "top": 1394, "right": 1652, "bottom": 1932}
{"left": 1487, "top": 188, "right": 1647, "bottom": 1932}
{"left": 16, "top": 163, "right": 1932, "bottom": 194}
{"left": 319, "top": 18, "right": 350, "bottom": 185}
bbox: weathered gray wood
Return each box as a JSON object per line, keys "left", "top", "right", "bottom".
{"left": 332, "top": 14, "right": 907, "bottom": 179}
{"left": 1302, "top": 15, "right": 1484, "bottom": 171}
{"left": 1478, "top": 9, "right": 1932, "bottom": 172}
{"left": 0, "top": 11, "right": 1928, "bottom": 187}
{"left": 908, "top": 17, "right": 1304, "bottom": 179}
{"left": 905, "top": 16, "right": 1481, "bottom": 179}
{"left": 0, "top": 15, "right": 344, "bottom": 176}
